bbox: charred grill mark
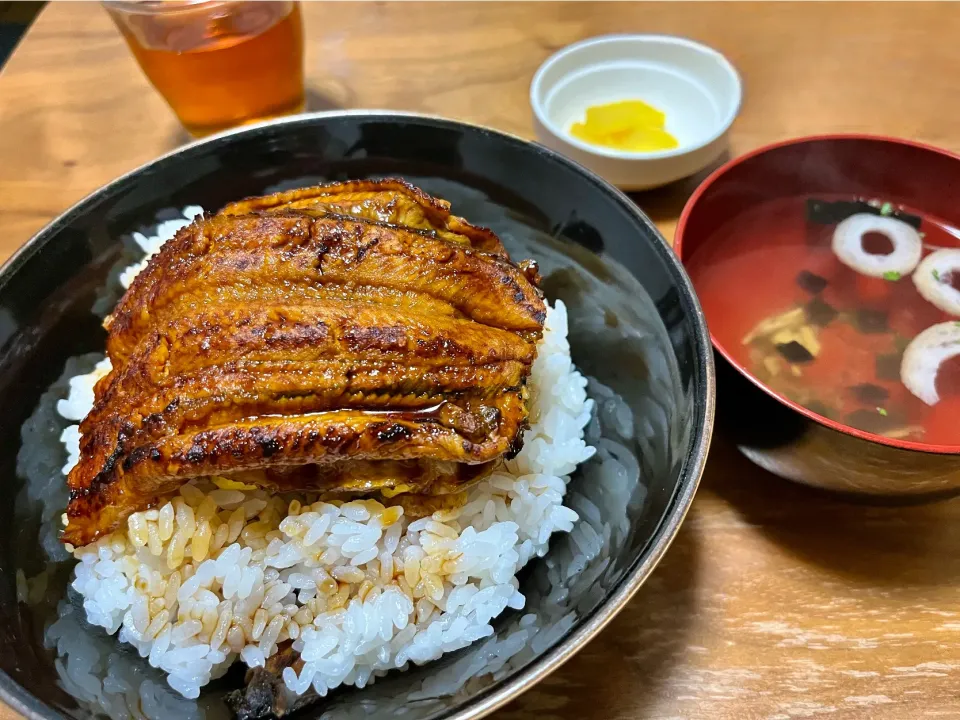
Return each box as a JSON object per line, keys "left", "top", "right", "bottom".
{"left": 185, "top": 444, "right": 206, "bottom": 464}
{"left": 122, "top": 445, "right": 162, "bottom": 471}
{"left": 88, "top": 422, "right": 135, "bottom": 483}
{"left": 414, "top": 335, "right": 472, "bottom": 360}
{"left": 254, "top": 429, "right": 282, "bottom": 458}
{"left": 506, "top": 428, "right": 526, "bottom": 459}
{"left": 355, "top": 235, "right": 380, "bottom": 262}
{"left": 374, "top": 422, "right": 413, "bottom": 443}
{"left": 143, "top": 412, "right": 164, "bottom": 429}
{"left": 342, "top": 324, "right": 407, "bottom": 353}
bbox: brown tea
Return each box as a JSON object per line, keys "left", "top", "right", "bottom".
{"left": 108, "top": 1, "right": 304, "bottom": 136}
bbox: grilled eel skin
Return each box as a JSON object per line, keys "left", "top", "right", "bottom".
{"left": 62, "top": 179, "right": 545, "bottom": 547}
{"left": 225, "top": 641, "right": 313, "bottom": 719}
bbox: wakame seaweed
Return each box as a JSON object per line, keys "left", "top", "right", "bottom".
{"left": 855, "top": 308, "right": 890, "bottom": 334}
{"left": 875, "top": 352, "right": 902, "bottom": 381}
{"left": 805, "top": 297, "right": 838, "bottom": 327}
{"left": 805, "top": 198, "right": 922, "bottom": 229}
{"left": 796, "top": 270, "right": 828, "bottom": 294}
{"left": 775, "top": 341, "right": 815, "bottom": 364}
{"left": 850, "top": 383, "right": 890, "bottom": 405}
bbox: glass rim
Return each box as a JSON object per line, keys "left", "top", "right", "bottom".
{"left": 102, "top": 1, "right": 236, "bottom": 16}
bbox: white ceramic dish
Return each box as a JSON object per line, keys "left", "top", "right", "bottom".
{"left": 530, "top": 34, "right": 742, "bottom": 190}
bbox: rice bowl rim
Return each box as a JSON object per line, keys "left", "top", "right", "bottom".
{"left": 0, "top": 110, "right": 715, "bottom": 720}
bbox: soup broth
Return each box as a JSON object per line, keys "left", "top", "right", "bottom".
{"left": 687, "top": 195, "right": 960, "bottom": 448}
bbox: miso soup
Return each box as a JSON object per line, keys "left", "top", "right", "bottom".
{"left": 687, "top": 196, "right": 960, "bottom": 448}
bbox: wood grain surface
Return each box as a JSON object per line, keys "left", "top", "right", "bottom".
{"left": 2, "top": 3, "right": 960, "bottom": 719}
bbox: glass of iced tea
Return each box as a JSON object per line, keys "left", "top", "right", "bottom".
{"left": 104, "top": 1, "right": 305, "bottom": 137}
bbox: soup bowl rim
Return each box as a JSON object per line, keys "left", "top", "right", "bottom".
{"left": 675, "top": 132, "right": 960, "bottom": 456}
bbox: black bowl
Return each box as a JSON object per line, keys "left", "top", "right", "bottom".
{"left": 0, "top": 112, "right": 713, "bottom": 720}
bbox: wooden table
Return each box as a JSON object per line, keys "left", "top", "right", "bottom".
{"left": 3, "top": 3, "right": 960, "bottom": 719}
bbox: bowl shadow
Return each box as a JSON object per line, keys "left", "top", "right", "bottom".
{"left": 492, "top": 522, "right": 701, "bottom": 720}
{"left": 626, "top": 150, "right": 730, "bottom": 239}
{"left": 162, "top": 87, "right": 345, "bottom": 149}
{"left": 707, "top": 427, "right": 960, "bottom": 587}
{"left": 303, "top": 86, "right": 343, "bottom": 114}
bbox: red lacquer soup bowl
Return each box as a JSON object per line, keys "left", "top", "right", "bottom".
{"left": 676, "top": 135, "right": 960, "bottom": 496}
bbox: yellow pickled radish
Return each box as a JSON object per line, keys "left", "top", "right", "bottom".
{"left": 617, "top": 126, "right": 680, "bottom": 152}
{"left": 569, "top": 98, "right": 678, "bottom": 153}
{"left": 586, "top": 99, "right": 666, "bottom": 134}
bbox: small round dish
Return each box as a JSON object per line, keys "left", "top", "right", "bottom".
{"left": 676, "top": 134, "right": 960, "bottom": 497}
{"left": 530, "top": 34, "right": 742, "bottom": 191}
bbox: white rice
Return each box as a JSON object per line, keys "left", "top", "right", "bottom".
{"left": 57, "top": 209, "right": 596, "bottom": 701}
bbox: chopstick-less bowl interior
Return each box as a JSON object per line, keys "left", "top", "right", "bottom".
{"left": 676, "top": 135, "right": 960, "bottom": 496}
{"left": 0, "top": 112, "right": 712, "bottom": 720}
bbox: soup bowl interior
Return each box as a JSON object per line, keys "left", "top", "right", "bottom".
{"left": 676, "top": 135, "right": 960, "bottom": 456}
{"left": 0, "top": 113, "right": 711, "bottom": 719}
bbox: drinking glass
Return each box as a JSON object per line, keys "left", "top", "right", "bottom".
{"left": 104, "top": 1, "right": 305, "bottom": 137}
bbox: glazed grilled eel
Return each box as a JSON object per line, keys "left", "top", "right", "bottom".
{"left": 62, "top": 179, "right": 545, "bottom": 547}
